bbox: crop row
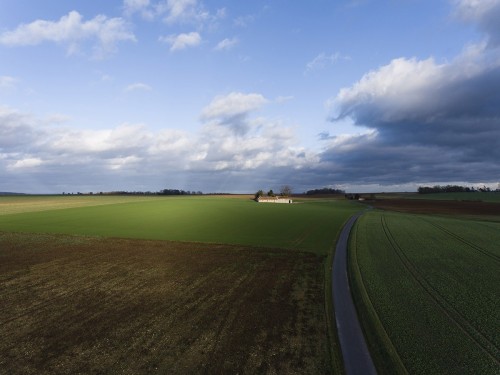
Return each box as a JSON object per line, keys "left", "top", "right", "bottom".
{"left": 349, "top": 211, "right": 500, "bottom": 374}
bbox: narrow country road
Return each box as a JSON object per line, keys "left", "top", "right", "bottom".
{"left": 332, "top": 212, "right": 377, "bottom": 375}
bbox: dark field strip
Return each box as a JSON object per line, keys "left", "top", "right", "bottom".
{"left": 350, "top": 212, "right": 500, "bottom": 374}
{"left": 0, "top": 232, "right": 331, "bottom": 374}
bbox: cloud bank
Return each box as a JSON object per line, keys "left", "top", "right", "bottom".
{"left": 0, "top": 92, "right": 315, "bottom": 193}
{"left": 1, "top": 1, "right": 499, "bottom": 193}
{"left": 323, "top": 42, "right": 500, "bottom": 185}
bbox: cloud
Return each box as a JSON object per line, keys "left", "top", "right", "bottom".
{"left": 322, "top": 37, "right": 500, "bottom": 185}
{"left": 130, "top": 0, "right": 225, "bottom": 26}
{"left": 44, "top": 113, "right": 71, "bottom": 124}
{"left": 275, "top": 95, "right": 294, "bottom": 104}
{"left": 124, "top": 82, "right": 152, "bottom": 92}
{"left": 454, "top": 0, "right": 500, "bottom": 47}
{"left": 0, "top": 106, "right": 41, "bottom": 150}
{"left": 200, "top": 92, "right": 268, "bottom": 135}
{"left": 8, "top": 157, "right": 43, "bottom": 170}
{"left": 201, "top": 92, "right": 267, "bottom": 120}
{"left": 305, "top": 52, "right": 350, "bottom": 73}
{"left": 0, "top": 76, "right": 18, "bottom": 90}
{"left": 0, "top": 11, "right": 136, "bottom": 58}
{"left": 161, "top": 0, "right": 198, "bottom": 23}
{"left": 233, "top": 15, "right": 255, "bottom": 28}
{"left": 0, "top": 98, "right": 317, "bottom": 193}
{"left": 317, "top": 0, "right": 500, "bottom": 187}
{"left": 123, "top": 0, "right": 155, "bottom": 19}
{"left": 159, "top": 31, "right": 201, "bottom": 51}
{"left": 214, "top": 37, "right": 238, "bottom": 51}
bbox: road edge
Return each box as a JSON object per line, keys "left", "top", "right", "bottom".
{"left": 332, "top": 212, "right": 377, "bottom": 375}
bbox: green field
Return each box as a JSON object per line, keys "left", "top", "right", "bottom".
{"left": 349, "top": 211, "right": 500, "bottom": 374}
{"left": 0, "top": 195, "right": 361, "bottom": 255}
{"left": 0, "top": 195, "right": 361, "bottom": 374}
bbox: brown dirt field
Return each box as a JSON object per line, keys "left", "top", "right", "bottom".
{"left": 367, "top": 199, "right": 500, "bottom": 217}
{"left": 0, "top": 232, "right": 330, "bottom": 374}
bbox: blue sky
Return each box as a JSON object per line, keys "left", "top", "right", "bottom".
{"left": 1, "top": 0, "right": 499, "bottom": 193}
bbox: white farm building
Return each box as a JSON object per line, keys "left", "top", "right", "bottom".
{"left": 256, "top": 196, "right": 293, "bottom": 204}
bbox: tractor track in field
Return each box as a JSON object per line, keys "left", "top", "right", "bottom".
{"left": 290, "top": 225, "right": 314, "bottom": 248}
{"left": 380, "top": 214, "right": 500, "bottom": 364}
{"left": 421, "top": 218, "right": 500, "bottom": 264}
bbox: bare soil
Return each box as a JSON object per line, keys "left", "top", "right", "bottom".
{"left": 0, "top": 232, "right": 330, "bottom": 374}
{"left": 367, "top": 199, "right": 500, "bottom": 217}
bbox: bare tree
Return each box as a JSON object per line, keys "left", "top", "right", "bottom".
{"left": 280, "top": 185, "right": 292, "bottom": 197}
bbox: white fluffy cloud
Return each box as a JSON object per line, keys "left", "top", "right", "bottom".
{"left": 201, "top": 92, "right": 267, "bottom": 121}
{"left": 0, "top": 11, "right": 136, "bottom": 58}
{"left": 160, "top": 31, "right": 201, "bottom": 51}
{"left": 0, "top": 93, "right": 316, "bottom": 193}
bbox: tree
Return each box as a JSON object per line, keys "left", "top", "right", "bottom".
{"left": 280, "top": 185, "right": 292, "bottom": 197}
{"left": 254, "top": 190, "right": 264, "bottom": 200}
{"left": 267, "top": 189, "right": 275, "bottom": 197}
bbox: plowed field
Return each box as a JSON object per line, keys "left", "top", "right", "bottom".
{"left": 369, "top": 198, "right": 500, "bottom": 217}
{"left": 0, "top": 232, "right": 330, "bottom": 374}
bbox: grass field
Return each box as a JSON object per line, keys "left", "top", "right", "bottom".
{"left": 0, "top": 195, "right": 361, "bottom": 255}
{"left": 349, "top": 211, "right": 500, "bottom": 374}
{"left": 0, "top": 195, "right": 361, "bottom": 374}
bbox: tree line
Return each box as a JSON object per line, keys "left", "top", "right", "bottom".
{"left": 417, "top": 185, "right": 492, "bottom": 194}
{"left": 63, "top": 189, "right": 203, "bottom": 196}
{"left": 305, "top": 188, "right": 345, "bottom": 195}
{"left": 254, "top": 185, "right": 292, "bottom": 200}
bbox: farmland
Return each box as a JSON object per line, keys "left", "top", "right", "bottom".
{"left": 0, "top": 195, "right": 360, "bottom": 255}
{"left": 0, "top": 195, "right": 362, "bottom": 374}
{"left": 349, "top": 211, "right": 500, "bottom": 374}
{"left": 369, "top": 197, "right": 500, "bottom": 219}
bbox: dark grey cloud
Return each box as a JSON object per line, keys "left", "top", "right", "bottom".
{"left": 321, "top": 34, "right": 500, "bottom": 186}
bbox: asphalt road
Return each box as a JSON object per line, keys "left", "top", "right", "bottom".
{"left": 332, "top": 212, "right": 377, "bottom": 375}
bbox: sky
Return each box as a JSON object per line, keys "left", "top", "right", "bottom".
{"left": 1, "top": 0, "right": 499, "bottom": 194}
